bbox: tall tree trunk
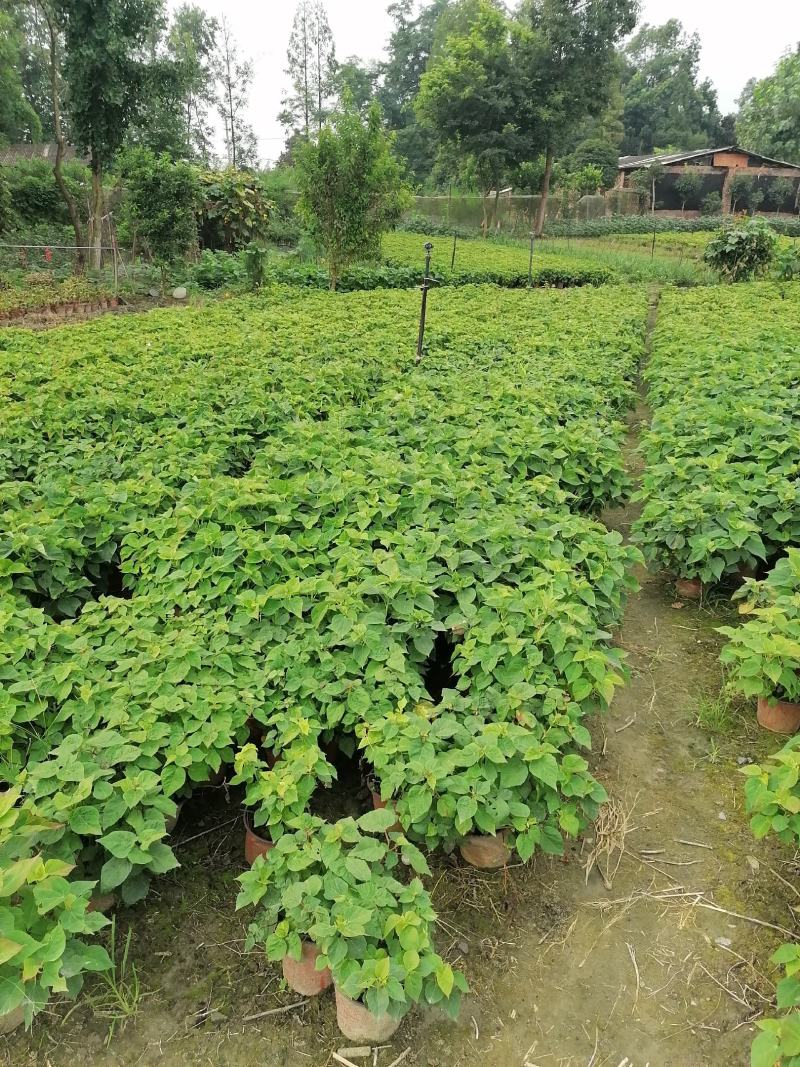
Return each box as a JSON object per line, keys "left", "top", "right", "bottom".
{"left": 493, "top": 187, "right": 501, "bottom": 231}
{"left": 534, "top": 147, "right": 554, "bottom": 237}
{"left": 90, "top": 155, "right": 103, "bottom": 271}
{"left": 42, "top": 4, "right": 85, "bottom": 271}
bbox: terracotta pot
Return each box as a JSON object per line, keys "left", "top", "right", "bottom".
{"left": 282, "top": 942, "right": 332, "bottom": 996}
{"left": 371, "top": 791, "right": 401, "bottom": 833}
{"left": 757, "top": 695, "right": 800, "bottom": 735}
{"left": 87, "top": 892, "right": 117, "bottom": 914}
{"left": 0, "top": 1004, "right": 24, "bottom": 1035}
{"left": 459, "top": 831, "right": 511, "bottom": 870}
{"left": 243, "top": 814, "right": 274, "bottom": 865}
{"left": 676, "top": 578, "right": 703, "bottom": 600}
{"left": 334, "top": 986, "right": 401, "bottom": 1043}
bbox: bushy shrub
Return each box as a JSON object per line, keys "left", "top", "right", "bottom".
{"left": 190, "top": 249, "right": 244, "bottom": 289}
{"left": 2, "top": 158, "right": 89, "bottom": 226}
{"left": 119, "top": 149, "right": 202, "bottom": 276}
{"left": 199, "top": 169, "right": 274, "bottom": 252}
{"left": 703, "top": 218, "right": 777, "bottom": 282}
{"left": 700, "top": 191, "right": 722, "bottom": 216}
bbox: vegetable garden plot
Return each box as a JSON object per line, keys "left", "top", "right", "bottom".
{"left": 0, "top": 284, "right": 645, "bottom": 1031}
{"left": 633, "top": 284, "right": 800, "bottom": 587}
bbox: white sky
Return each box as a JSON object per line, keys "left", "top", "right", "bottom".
{"left": 171, "top": 0, "right": 800, "bottom": 166}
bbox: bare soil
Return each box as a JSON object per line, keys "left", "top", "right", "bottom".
{"left": 4, "top": 400, "right": 792, "bottom": 1067}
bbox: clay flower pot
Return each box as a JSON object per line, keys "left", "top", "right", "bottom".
{"left": 243, "top": 813, "right": 274, "bottom": 865}
{"left": 0, "top": 1004, "right": 24, "bottom": 1035}
{"left": 676, "top": 578, "right": 703, "bottom": 600}
{"left": 282, "top": 942, "right": 332, "bottom": 996}
{"left": 87, "top": 892, "right": 117, "bottom": 914}
{"left": 459, "top": 831, "right": 511, "bottom": 870}
{"left": 334, "top": 986, "right": 401, "bottom": 1043}
{"left": 757, "top": 696, "right": 800, "bottom": 735}
{"left": 371, "top": 791, "right": 401, "bottom": 833}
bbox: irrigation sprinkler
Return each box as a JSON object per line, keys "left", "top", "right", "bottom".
{"left": 451, "top": 231, "right": 457, "bottom": 271}
{"left": 528, "top": 231, "right": 535, "bottom": 287}
{"left": 415, "top": 242, "right": 434, "bottom": 364}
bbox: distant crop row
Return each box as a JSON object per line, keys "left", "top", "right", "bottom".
{"left": 0, "top": 285, "right": 644, "bottom": 1028}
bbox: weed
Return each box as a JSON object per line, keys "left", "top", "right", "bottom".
{"left": 88, "top": 917, "right": 150, "bottom": 1044}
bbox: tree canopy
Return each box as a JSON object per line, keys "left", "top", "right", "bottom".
{"left": 737, "top": 47, "right": 800, "bottom": 163}
{"left": 621, "top": 20, "right": 725, "bottom": 155}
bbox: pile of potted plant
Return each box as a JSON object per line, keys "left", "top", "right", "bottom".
{"left": 236, "top": 811, "right": 464, "bottom": 1040}
{"left": 359, "top": 700, "right": 608, "bottom": 867}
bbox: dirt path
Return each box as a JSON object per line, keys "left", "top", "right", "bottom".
{"left": 6, "top": 312, "right": 790, "bottom": 1067}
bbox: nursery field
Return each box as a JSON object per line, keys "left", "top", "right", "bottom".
{"left": 3, "top": 280, "right": 800, "bottom": 1067}
{"left": 382, "top": 230, "right": 711, "bottom": 287}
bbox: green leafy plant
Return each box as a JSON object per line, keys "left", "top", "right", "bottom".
{"left": 0, "top": 790, "right": 112, "bottom": 1027}
{"left": 719, "top": 552, "right": 800, "bottom": 705}
{"left": 237, "top": 812, "right": 466, "bottom": 1021}
{"left": 703, "top": 218, "right": 777, "bottom": 282}
{"left": 751, "top": 945, "right": 800, "bottom": 1067}
{"left": 199, "top": 169, "right": 274, "bottom": 251}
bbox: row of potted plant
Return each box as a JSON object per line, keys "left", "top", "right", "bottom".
{"left": 633, "top": 284, "right": 800, "bottom": 596}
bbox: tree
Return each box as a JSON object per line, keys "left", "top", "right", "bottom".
{"left": 570, "top": 138, "right": 620, "bottom": 188}
{"left": 294, "top": 102, "right": 411, "bottom": 289}
{"left": 729, "top": 171, "right": 755, "bottom": 215}
{"left": 0, "top": 10, "right": 43, "bottom": 143}
{"left": 416, "top": 1, "right": 531, "bottom": 231}
{"left": 766, "top": 177, "right": 795, "bottom": 214}
{"left": 217, "top": 16, "right": 258, "bottom": 170}
{"left": 737, "top": 47, "right": 800, "bottom": 163}
{"left": 570, "top": 164, "right": 603, "bottom": 198}
{"left": 334, "top": 57, "right": 378, "bottom": 115}
{"left": 54, "top": 0, "right": 161, "bottom": 269}
{"left": 280, "top": 0, "right": 337, "bottom": 139}
{"left": 9, "top": 2, "right": 55, "bottom": 139}
{"left": 518, "top": 0, "right": 638, "bottom": 235}
{"left": 377, "top": 0, "right": 450, "bottom": 185}
{"left": 630, "top": 161, "right": 664, "bottom": 214}
{"left": 167, "top": 4, "right": 219, "bottom": 161}
{"left": 34, "top": 0, "right": 86, "bottom": 268}
{"left": 119, "top": 147, "right": 201, "bottom": 284}
{"left": 620, "top": 21, "right": 724, "bottom": 156}
{"left": 674, "top": 166, "right": 703, "bottom": 214}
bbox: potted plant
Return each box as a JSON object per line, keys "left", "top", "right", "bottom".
{"left": 231, "top": 739, "right": 335, "bottom": 862}
{"left": 237, "top": 815, "right": 334, "bottom": 996}
{"left": 359, "top": 703, "right": 607, "bottom": 867}
{"left": 237, "top": 811, "right": 462, "bottom": 1038}
{"left": 720, "top": 552, "right": 800, "bottom": 733}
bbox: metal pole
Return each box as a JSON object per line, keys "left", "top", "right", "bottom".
{"left": 451, "top": 232, "right": 457, "bottom": 271}
{"left": 528, "top": 231, "right": 535, "bottom": 287}
{"left": 416, "top": 242, "right": 433, "bottom": 364}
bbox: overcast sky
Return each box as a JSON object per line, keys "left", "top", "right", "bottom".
{"left": 170, "top": 0, "right": 800, "bottom": 166}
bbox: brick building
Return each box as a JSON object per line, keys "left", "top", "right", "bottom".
{"left": 616, "top": 146, "right": 800, "bottom": 214}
